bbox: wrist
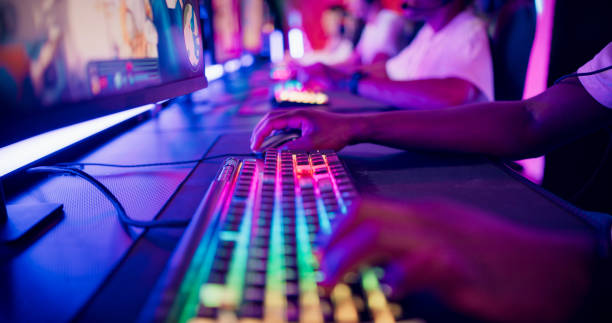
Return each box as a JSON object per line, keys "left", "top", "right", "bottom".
{"left": 345, "top": 114, "right": 371, "bottom": 145}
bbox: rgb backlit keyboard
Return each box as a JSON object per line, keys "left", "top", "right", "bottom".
{"left": 164, "top": 150, "right": 409, "bottom": 323}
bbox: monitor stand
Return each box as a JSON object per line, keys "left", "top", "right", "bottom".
{"left": 0, "top": 179, "right": 63, "bottom": 243}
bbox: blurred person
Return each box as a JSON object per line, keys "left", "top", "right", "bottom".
{"left": 297, "top": 0, "right": 404, "bottom": 79}
{"left": 299, "top": 5, "right": 354, "bottom": 66}
{"left": 304, "top": 0, "right": 493, "bottom": 110}
{"left": 252, "top": 42, "right": 612, "bottom": 322}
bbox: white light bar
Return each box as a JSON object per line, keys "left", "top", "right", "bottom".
{"left": 288, "top": 28, "right": 304, "bottom": 59}
{"left": 240, "top": 54, "right": 255, "bottom": 67}
{"left": 223, "top": 59, "right": 242, "bottom": 73}
{"left": 0, "top": 104, "right": 154, "bottom": 177}
{"left": 205, "top": 64, "right": 224, "bottom": 81}
{"left": 270, "top": 30, "right": 284, "bottom": 63}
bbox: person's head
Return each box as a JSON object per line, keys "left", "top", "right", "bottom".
{"left": 322, "top": 5, "right": 348, "bottom": 37}
{"left": 400, "top": 0, "right": 471, "bottom": 21}
{"left": 346, "top": 0, "right": 379, "bottom": 20}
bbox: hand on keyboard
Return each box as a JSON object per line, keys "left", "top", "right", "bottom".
{"left": 250, "top": 109, "right": 359, "bottom": 152}
{"left": 318, "top": 197, "right": 595, "bottom": 323}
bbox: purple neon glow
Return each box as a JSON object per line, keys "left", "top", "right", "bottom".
{"left": 516, "top": 0, "right": 556, "bottom": 184}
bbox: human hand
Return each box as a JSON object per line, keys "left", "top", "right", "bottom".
{"left": 250, "top": 109, "right": 359, "bottom": 152}
{"left": 318, "top": 197, "right": 595, "bottom": 323}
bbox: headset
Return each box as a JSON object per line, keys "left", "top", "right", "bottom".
{"left": 401, "top": 0, "right": 453, "bottom": 11}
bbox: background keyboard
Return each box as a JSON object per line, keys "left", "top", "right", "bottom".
{"left": 166, "top": 150, "right": 411, "bottom": 323}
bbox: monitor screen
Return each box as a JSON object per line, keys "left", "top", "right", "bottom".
{"left": 0, "top": 0, "right": 207, "bottom": 147}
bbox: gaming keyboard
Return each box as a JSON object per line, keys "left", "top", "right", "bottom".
{"left": 154, "top": 150, "right": 408, "bottom": 323}
{"left": 272, "top": 80, "right": 329, "bottom": 107}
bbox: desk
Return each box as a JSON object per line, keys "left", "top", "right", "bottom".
{"left": 0, "top": 67, "right": 593, "bottom": 322}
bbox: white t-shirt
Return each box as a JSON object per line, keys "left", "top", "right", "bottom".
{"left": 579, "top": 42, "right": 612, "bottom": 108}
{"left": 300, "top": 38, "right": 354, "bottom": 66}
{"left": 385, "top": 9, "right": 494, "bottom": 102}
{"left": 355, "top": 9, "right": 404, "bottom": 65}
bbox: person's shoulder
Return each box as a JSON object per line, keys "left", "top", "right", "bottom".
{"left": 448, "top": 8, "right": 489, "bottom": 42}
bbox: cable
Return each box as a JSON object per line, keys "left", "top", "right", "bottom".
{"left": 27, "top": 165, "right": 190, "bottom": 228}
{"left": 24, "top": 153, "right": 258, "bottom": 229}
{"left": 554, "top": 65, "right": 612, "bottom": 85}
{"left": 55, "top": 153, "right": 257, "bottom": 168}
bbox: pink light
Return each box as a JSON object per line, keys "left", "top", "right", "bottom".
{"left": 516, "top": 0, "right": 556, "bottom": 184}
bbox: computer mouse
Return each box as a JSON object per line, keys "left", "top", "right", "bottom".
{"left": 259, "top": 128, "right": 302, "bottom": 150}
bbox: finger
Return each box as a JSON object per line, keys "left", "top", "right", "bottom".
{"left": 250, "top": 116, "right": 291, "bottom": 151}
{"left": 381, "top": 252, "right": 434, "bottom": 299}
{"left": 251, "top": 112, "right": 276, "bottom": 144}
{"left": 252, "top": 111, "right": 313, "bottom": 151}
{"left": 319, "top": 224, "right": 385, "bottom": 288}
{"left": 319, "top": 198, "right": 414, "bottom": 254}
{"left": 317, "top": 199, "right": 364, "bottom": 253}
{"left": 251, "top": 110, "right": 293, "bottom": 142}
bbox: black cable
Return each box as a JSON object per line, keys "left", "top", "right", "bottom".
{"left": 27, "top": 166, "right": 190, "bottom": 228}
{"left": 55, "top": 153, "right": 257, "bottom": 168}
{"left": 554, "top": 65, "right": 612, "bottom": 85}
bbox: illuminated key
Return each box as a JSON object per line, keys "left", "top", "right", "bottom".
{"left": 291, "top": 155, "right": 324, "bottom": 323}
{"left": 223, "top": 161, "right": 259, "bottom": 309}
{"left": 200, "top": 283, "right": 225, "bottom": 308}
{"left": 331, "top": 284, "right": 359, "bottom": 322}
{"left": 264, "top": 155, "right": 286, "bottom": 322}
{"left": 362, "top": 269, "right": 396, "bottom": 323}
{"left": 188, "top": 318, "right": 216, "bottom": 323}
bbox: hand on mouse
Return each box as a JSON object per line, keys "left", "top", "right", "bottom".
{"left": 318, "top": 197, "right": 595, "bottom": 323}
{"left": 250, "top": 109, "right": 360, "bottom": 152}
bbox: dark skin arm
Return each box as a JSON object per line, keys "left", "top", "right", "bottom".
{"left": 251, "top": 79, "right": 612, "bottom": 159}
{"left": 356, "top": 76, "right": 482, "bottom": 109}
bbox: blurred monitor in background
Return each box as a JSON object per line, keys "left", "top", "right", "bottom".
{"left": 210, "top": 0, "right": 241, "bottom": 63}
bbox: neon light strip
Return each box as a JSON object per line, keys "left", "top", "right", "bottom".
{"left": 322, "top": 154, "right": 348, "bottom": 215}
{"left": 310, "top": 164, "right": 332, "bottom": 235}
{"left": 292, "top": 155, "right": 324, "bottom": 322}
{"left": 224, "top": 161, "right": 259, "bottom": 308}
{"left": 0, "top": 104, "right": 154, "bottom": 177}
{"left": 264, "top": 151, "right": 286, "bottom": 319}
{"left": 362, "top": 268, "right": 394, "bottom": 322}
{"left": 179, "top": 162, "right": 241, "bottom": 323}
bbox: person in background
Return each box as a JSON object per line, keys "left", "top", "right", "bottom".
{"left": 296, "top": 0, "right": 405, "bottom": 82}
{"left": 304, "top": 0, "right": 494, "bottom": 110}
{"left": 252, "top": 42, "right": 612, "bottom": 322}
{"left": 299, "top": 5, "right": 354, "bottom": 66}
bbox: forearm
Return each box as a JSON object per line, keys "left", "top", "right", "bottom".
{"left": 357, "top": 77, "right": 480, "bottom": 109}
{"left": 348, "top": 101, "right": 540, "bottom": 158}
{"left": 348, "top": 80, "right": 612, "bottom": 158}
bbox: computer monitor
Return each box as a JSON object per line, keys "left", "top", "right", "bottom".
{"left": 0, "top": 0, "right": 207, "bottom": 242}
{"left": 0, "top": 0, "right": 207, "bottom": 150}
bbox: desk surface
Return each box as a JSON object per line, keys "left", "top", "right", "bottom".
{"left": 0, "top": 67, "right": 593, "bottom": 323}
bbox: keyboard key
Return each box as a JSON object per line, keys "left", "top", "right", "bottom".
{"left": 239, "top": 301, "right": 264, "bottom": 318}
